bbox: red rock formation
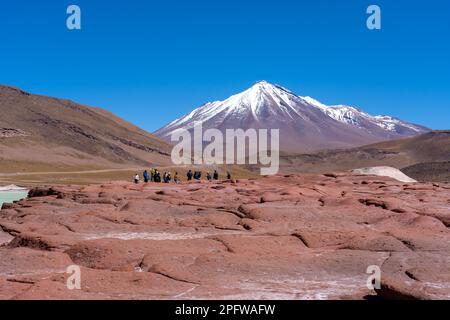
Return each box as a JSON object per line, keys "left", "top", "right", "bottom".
{"left": 0, "top": 173, "right": 449, "bottom": 300}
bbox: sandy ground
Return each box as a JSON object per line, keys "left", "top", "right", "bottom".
{"left": 0, "top": 165, "right": 257, "bottom": 187}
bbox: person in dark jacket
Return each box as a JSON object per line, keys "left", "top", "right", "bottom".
{"left": 194, "top": 171, "right": 202, "bottom": 180}
{"left": 154, "top": 170, "right": 161, "bottom": 183}
{"left": 187, "top": 170, "right": 193, "bottom": 181}
{"left": 206, "top": 172, "right": 212, "bottom": 181}
{"left": 143, "top": 170, "right": 149, "bottom": 183}
{"left": 213, "top": 170, "right": 219, "bottom": 180}
{"left": 227, "top": 171, "right": 232, "bottom": 180}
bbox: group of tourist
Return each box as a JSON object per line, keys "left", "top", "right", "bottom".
{"left": 133, "top": 169, "right": 180, "bottom": 184}
{"left": 133, "top": 169, "right": 232, "bottom": 184}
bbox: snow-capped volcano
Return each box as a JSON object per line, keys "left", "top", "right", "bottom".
{"left": 155, "top": 81, "right": 429, "bottom": 152}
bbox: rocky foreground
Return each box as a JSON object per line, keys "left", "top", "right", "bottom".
{"left": 0, "top": 173, "right": 449, "bottom": 300}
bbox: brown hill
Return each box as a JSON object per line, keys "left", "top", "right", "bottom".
{"left": 0, "top": 85, "right": 173, "bottom": 173}
{"left": 402, "top": 161, "right": 450, "bottom": 183}
{"left": 280, "top": 131, "right": 450, "bottom": 178}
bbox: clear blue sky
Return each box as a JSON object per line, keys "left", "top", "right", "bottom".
{"left": 0, "top": 0, "right": 449, "bottom": 131}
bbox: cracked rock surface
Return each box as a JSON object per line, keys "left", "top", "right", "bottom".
{"left": 1, "top": 173, "right": 449, "bottom": 300}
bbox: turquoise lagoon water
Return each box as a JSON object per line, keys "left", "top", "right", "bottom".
{"left": 0, "top": 190, "right": 29, "bottom": 207}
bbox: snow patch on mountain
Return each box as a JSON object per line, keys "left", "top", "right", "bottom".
{"left": 163, "top": 81, "right": 305, "bottom": 131}
{"left": 301, "top": 95, "right": 422, "bottom": 133}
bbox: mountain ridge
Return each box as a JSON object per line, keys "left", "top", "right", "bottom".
{"left": 155, "top": 81, "right": 429, "bottom": 152}
{"left": 0, "top": 85, "right": 173, "bottom": 173}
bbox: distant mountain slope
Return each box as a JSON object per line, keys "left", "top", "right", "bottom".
{"left": 0, "top": 85, "right": 172, "bottom": 172}
{"left": 155, "top": 81, "right": 429, "bottom": 152}
{"left": 279, "top": 131, "right": 450, "bottom": 175}
{"left": 402, "top": 161, "right": 450, "bottom": 183}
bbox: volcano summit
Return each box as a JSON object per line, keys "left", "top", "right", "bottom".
{"left": 155, "top": 81, "right": 429, "bottom": 152}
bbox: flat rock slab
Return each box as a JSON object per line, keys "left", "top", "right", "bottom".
{"left": 0, "top": 173, "right": 449, "bottom": 300}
